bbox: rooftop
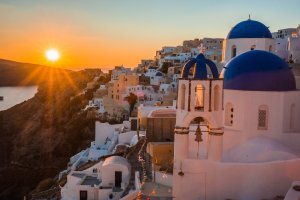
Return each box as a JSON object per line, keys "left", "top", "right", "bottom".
{"left": 71, "top": 173, "right": 85, "bottom": 178}
{"left": 148, "top": 109, "right": 176, "bottom": 118}
{"left": 102, "top": 156, "right": 130, "bottom": 169}
{"left": 81, "top": 176, "right": 101, "bottom": 186}
{"left": 223, "top": 50, "right": 296, "bottom": 91}
{"left": 227, "top": 19, "right": 272, "bottom": 39}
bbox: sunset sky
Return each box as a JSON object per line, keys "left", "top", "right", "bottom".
{"left": 1, "top": 0, "right": 300, "bottom": 70}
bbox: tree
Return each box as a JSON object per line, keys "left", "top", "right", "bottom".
{"left": 126, "top": 92, "right": 138, "bottom": 117}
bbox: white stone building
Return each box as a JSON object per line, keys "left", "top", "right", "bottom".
{"left": 60, "top": 120, "right": 141, "bottom": 200}
{"left": 272, "top": 28, "right": 297, "bottom": 39}
{"left": 172, "top": 19, "right": 300, "bottom": 200}
{"left": 144, "top": 68, "right": 166, "bottom": 86}
{"left": 162, "top": 52, "right": 192, "bottom": 65}
{"left": 61, "top": 156, "right": 131, "bottom": 200}
{"left": 274, "top": 25, "right": 300, "bottom": 63}
{"left": 110, "top": 66, "right": 132, "bottom": 81}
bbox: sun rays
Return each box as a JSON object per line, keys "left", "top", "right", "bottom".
{"left": 20, "top": 65, "right": 82, "bottom": 105}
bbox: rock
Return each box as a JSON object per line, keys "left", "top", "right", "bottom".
{"left": 0, "top": 66, "right": 100, "bottom": 199}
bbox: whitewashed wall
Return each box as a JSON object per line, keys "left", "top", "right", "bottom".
{"left": 173, "top": 158, "right": 300, "bottom": 200}
{"left": 223, "top": 38, "right": 275, "bottom": 63}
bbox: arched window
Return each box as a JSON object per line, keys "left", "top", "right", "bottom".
{"left": 195, "top": 84, "right": 205, "bottom": 111}
{"left": 290, "top": 104, "right": 296, "bottom": 131}
{"left": 258, "top": 105, "right": 268, "bottom": 130}
{"left": 269, "top": 45, "right": 272, "bottom": 52}
{"left": 250, "top": 45, "right": 256, "bottom": 50}
{"left": 225, "top": 102, "right": 233, "bottom": 126}
{"left": 231, "top": 45, "right": 237, "bottom": 58}
{"left": 213, "top": 85, "right": 220, "bottom": 111}
{"left": 180, "top": 84, "right": 186, "bottom": 110}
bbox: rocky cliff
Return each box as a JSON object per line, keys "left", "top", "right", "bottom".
{"left": 0, "top": 63, "right": 100, "bottom": 199}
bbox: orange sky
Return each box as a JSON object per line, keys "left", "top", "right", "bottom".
{"left": 1, "top": 0, "right": 300, "bottom": 70}
{"left": 1, "top": 20, "right": 161, "bottom": 70}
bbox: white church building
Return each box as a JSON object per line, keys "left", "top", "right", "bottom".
{"left": 173, "top": 19, "right": 300, "bottom": 200}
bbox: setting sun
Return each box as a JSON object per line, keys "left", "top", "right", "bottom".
{"left": 45, "top": 48, "right": 60, "bottom": 62}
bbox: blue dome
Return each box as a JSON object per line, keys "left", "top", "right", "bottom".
{"left": 156, "top": 71, "right": 163, "bottom": 76}
{"left": 227, "top": 19, "right": 272, "bottom": 39}
{"left": 181, "top": 54, "right": 219, "bottom": 79}
{"left": 223, "top": 50, "right": 296, "bottom": 91}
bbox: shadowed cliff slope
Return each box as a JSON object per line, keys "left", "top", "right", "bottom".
{"left": 0, "top": 60, "right": 101, "bottom": 199}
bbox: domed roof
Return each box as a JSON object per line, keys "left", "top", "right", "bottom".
{"left": 181, "top": 54, "right": 219, "bottom": 79}
{"left": 227, "top": 19, "right": 272, "bottom": 39}
{"left": 223, "top": 50, "right": 296, "bottom": 91}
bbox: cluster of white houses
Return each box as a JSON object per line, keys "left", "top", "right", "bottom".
{"left": 61, "top": 18, "right": 300, "bottom": 200}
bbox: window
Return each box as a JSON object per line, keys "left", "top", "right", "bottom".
{"left": 250, "top": 45, "right": 256, "bottom": 50}
{"left": 213, "top": 85, "right": 220, "bottom": 111}
{"left": 195, "top": 84, "right": 205, "bottom": 111}
{"left": 258, "top": 110, "right": 267, "bottom": 127}
{"left": 269, "top": 45, "right": 272, "bottom": 52}
{"left": 258, "top": 105, "right": 268, "bottom": 130}
{"left": 225, "top": 103, "right": 233, "bottom": 126}
{"left": 231, "top": 45, "right": 237, "bottom": 58}
{"left": 180, "top": 84, "right": 186, "bottom": 110}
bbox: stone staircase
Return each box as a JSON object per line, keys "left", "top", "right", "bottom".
{"left": 122, "top": 136, "right": 153, "bottom": 198}
{"left": 139, "top": 139, "right": 152, "bottom": 183}
{"left": 121, "top": 138, "right": 145, "bottom": 197}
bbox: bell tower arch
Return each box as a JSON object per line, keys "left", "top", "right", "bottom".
{"left": 174, "top": 53, "right": 224, "bottom": 173}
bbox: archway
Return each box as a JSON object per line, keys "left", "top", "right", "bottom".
{"left": 231, "top": 45, "right": 237, "bottom": 58}
{"left": 213, "top": 85, "right": 220, "bottom": 111}
{"left": 188, "top": 117, "right": 209, "bottom": 159}
{"left": 195, "top": 84, "right": 205, "bottom": 111}
{"left": 180, "top": 84, "right": 186, "bottom": 110}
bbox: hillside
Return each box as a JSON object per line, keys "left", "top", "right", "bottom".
{"left": 0, "top": 61, "right": 101, "bottom": 199}
{"left": 0, "top": 59, "right": 50, "bottom": 86}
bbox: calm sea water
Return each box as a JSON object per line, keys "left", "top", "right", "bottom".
{"left": 0, "top": 86, "right": 38, "bottom": 111}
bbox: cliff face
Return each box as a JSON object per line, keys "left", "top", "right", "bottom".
{"left": 0, "top": 66, "right": 99, "bottom": 199}
{"left": 0, "top": 59, "right": 47, "bottom": 86}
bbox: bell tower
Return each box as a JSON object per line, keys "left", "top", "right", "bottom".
{"left": 173, "top": 53, "right": 224, "bottom": 197}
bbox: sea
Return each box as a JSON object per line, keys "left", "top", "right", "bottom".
{"left": 0, "top": 86, "right": 38, "bottom": 111}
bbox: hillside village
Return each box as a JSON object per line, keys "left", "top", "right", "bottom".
{"left": 27, "top": 19, "right": 300, "bottom": 200}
